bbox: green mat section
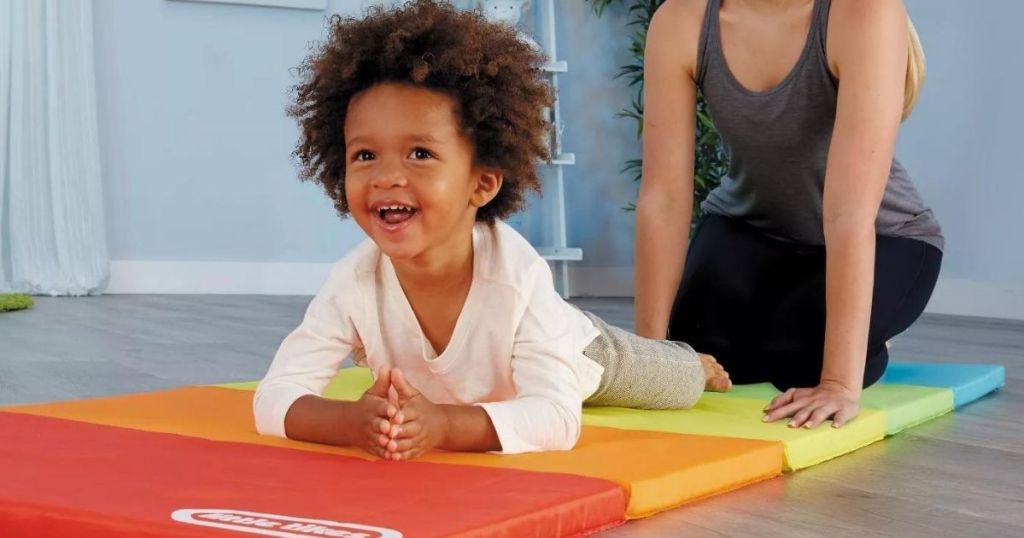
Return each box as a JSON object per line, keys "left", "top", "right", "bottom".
{"left": 221, "top": 372, "right": 368, "bottom": 402}
{"left": 582, "top": 394, "right": 884, "bottom": 470}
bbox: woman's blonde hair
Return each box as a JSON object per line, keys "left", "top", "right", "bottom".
{"left": 903, "top": 14, "right": 926, "bottom": 120}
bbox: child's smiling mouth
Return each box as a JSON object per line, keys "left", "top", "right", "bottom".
{"left": 370, "top": 201, "right": 419, "bottom": 233}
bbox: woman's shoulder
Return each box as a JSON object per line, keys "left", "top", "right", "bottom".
{"left": 655, "top": 0, "right": 708, "bottom": 22}
{"left": 648, "top": 0, "right": 710, "bottom": 78}
{"left": 826, "top": 0, "right": 909, "bottom": 69}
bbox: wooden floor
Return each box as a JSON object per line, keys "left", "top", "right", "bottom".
{"left": 2, "top": 295, "right": 1021, "bottom": 536}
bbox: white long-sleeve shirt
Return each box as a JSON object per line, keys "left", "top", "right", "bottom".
{"left": 254, "top": 221, "right": 603, "bottom": 454}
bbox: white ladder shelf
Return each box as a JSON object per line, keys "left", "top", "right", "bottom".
{"left": 536, "top": 0, "right": 581, "bottom": 298}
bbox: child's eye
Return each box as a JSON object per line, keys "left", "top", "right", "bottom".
{"left": 353, "top": 150, "right": 375, "bottom": 162}
{"left": 409, "top": 148, "right": 433, "bottom": 160}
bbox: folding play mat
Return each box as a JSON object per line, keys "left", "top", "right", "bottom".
{"left": 0, "top": 362, "right": 1004, "bottom": 537}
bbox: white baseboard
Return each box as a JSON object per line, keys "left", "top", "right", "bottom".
{"left": 107, "top": 261, "right": 1024, "bottom": 321}
{"left": 565, "top": 266, "right": 634, "bottom": 298}
{"left": 107, "top": 261, "right": 333, "bottom": 295}
{"left": 923, "top": 277, "right": 1024, "bottom": 320}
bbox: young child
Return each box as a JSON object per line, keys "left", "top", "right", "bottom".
{"left": 255, "top": 0, "right": 730, "bottom": 461}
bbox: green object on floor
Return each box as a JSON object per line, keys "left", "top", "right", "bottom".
{"left": 0, "top": 294, "right": 33, "bottom": 312}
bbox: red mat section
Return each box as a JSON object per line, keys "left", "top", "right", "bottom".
{"left": 0, "top": 412, "right": 625, "bottom": 538}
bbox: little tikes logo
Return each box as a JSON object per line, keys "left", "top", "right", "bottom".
{"left": 171, "top": 509, "right": 402, "bottom": 538}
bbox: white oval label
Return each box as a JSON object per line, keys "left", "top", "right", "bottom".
{"left": 171, "top": 509, "right": 402, "bottom": 538}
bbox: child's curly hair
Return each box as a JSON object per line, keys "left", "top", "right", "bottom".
{"left": 289, "top": 0, "right": 554, "bottom": 222}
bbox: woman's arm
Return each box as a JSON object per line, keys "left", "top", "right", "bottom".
{"left": 764, "top": 0, "right": 910, "bottom": 428}
{"left": 634, "top": 0, "right": 701, "bottom": 339}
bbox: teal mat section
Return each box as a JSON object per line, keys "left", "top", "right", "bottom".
{"left": 880, "top": 362, "right": 1005, "bottom": 408}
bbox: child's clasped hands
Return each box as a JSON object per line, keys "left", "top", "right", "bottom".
{"left": 354, "top": 367, "right": 449, "bottom": 461}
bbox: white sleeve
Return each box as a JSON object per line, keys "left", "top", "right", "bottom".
{"left": 253, "top": 269, "right": 362, "bottom": 438}
{"left": 478, "top": 260, "right": 584, "bottom": 454}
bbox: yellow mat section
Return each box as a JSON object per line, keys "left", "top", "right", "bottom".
{"left": 221, "top": 368, "right": 884, "bottom": 470}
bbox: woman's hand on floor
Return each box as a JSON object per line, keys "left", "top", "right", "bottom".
{"left": 762, "top": 382, "right": 860, "bottom": 428}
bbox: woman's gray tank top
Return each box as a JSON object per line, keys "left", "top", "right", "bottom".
{"left": 696, "top": 0, "right": 944, "bottom": 250}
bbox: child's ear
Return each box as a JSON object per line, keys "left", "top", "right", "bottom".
{"left": 470, "top": 168, "right": 503, "bottom": 209}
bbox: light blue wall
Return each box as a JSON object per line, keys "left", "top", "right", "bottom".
{"left": 899, "top": 0, "right": 1024, "bottom": 285}
{"left": 93, "top": 0, "right": 639, "bottom": 266}
{"left": 94, "top": 0, "right": 1023, "bottom": 299}
{"left": 94, "top": 0, "right": 364, "bottom": 263}
{"left": 552, "top": 1, "right": 640, "bottom": 270}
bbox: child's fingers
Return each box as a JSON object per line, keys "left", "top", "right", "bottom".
{"left": 363, "top": 430, "right": 388, "bottom": 459}
{"left": 375, "top": 399, "right": 397, "bottom": 420}
{"left": 366, "top": 367, "right": 392, "bottom": 397}
{"left": 390, "top": 419, "right": 422, "bottom": 440}
{"left": 391, "top": 369, "right": 421, "bottom": 400}
{"left": 393, "top": 405, "right": 419, "bottom": 425}
{"left": 377, "top": 417, "right": 392, "bottom": 435}
{"left": 387, "top": 435, "right": 422, "bottom": 454}
{"left": 392, "top": 447, "right": 425, "bottom": 461}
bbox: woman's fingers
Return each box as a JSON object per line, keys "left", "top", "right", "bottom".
{"left": 763, "top": 396, "right": 809, "bottom": 422}
{"left": 832, "top": 405, "right": 858, "bottom": 428}
{"left": 788, "top": 404, "right": 816, "bottom": 428}
{"left": 801, "top": 403, "right": 840, "bottom": 429}
{"left": 765, "top": 388, "right": 797, "bottom": 413}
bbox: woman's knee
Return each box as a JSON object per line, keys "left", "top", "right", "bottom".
{"left": 867, "top": 239, "right": 943, "bottom": 347}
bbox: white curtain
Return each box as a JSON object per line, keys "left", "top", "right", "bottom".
{"left": 0, "top": 0, "right": 108, "bottom": 296}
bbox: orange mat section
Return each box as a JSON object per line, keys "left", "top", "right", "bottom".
{"left": 6, "top": 386, "right": 784, "bottom": 518}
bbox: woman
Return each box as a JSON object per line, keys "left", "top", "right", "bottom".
{"left": 635, "top": 0, "right": 943, "bottom": 429}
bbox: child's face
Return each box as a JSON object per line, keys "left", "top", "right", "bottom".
{"left": 344, "top": 84, "right": 501, "bottom": 262}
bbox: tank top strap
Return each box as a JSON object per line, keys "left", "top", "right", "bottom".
{"left": 695, "top": 0, "right": 721, "bottom": 89}
{"left": 811, "top": 0, "right": 833, "bottom": 66}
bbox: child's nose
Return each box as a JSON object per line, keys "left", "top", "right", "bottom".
{"left": 370, "top": 161, "right": 408, "bottom": 189}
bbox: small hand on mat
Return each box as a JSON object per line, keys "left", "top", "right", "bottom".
{"left": 355, "top": 367, "right": 400, "bottom": 458}
{"left": 699, "top": 353, "right": 732, "bottom": 392}
{"left": 762, "top": 382, "right": 860, "bottom": 429}
{"left": 381, "top": 368, "right": 450, "bottom": 461}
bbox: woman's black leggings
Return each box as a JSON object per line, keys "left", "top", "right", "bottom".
{"left": 669, "top": 214, "right": 943, "bottom": 391}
